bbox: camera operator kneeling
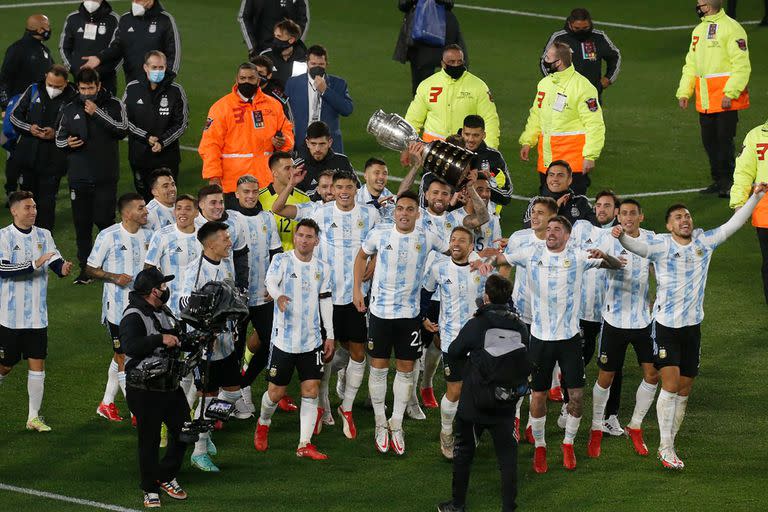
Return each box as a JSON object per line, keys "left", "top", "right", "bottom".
{"left": 121, "top": 268, "right": 190, "bottom": 508}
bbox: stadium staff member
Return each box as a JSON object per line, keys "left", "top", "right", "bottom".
{"left": 405, "top": 44, "right": 499, "bottom": 148}
{"left": 80, "top": 0, "right": 181, "bottom": 84}
{"left": 59, "top": 0, "right": 120, "bottom": 95}
{"left": 730, "top": 119, "right": 768, "bottom": 304}
{"left": 8, "top": 64, "right": 76, "bottom": 232}
{"left": 677, "top": 0, "right": 751, "bottom": 198}
{"left": 121, "top": 267, "right": 189, "bottom": 508}
{"left": 519, "top": 41, "right": 605, "bottom": 196}
{"left": 438, "top": 275, "right": 529, "bottom": 512}
{"left": 295, "top": 121, "right": 357, "bottom": 196}
{"left": 123, "top": 50, "right": 189, "bottom": 202}
{"left": 460, "top": 115, "right": 512, "bottom": 214}
{"left": 540, "top": 8, "right": 621, "bottom": 101}
{"left": 238, "top": 0, "right": 309, "bottom": 56}
{"left": 256, "top": 19, "right": 308, "bottom": 87}
{"left": 250, "top": 55, "right": 293, "bottom": 120}
{"left": 199, "top": 62, "right": 294, "bottom": 208}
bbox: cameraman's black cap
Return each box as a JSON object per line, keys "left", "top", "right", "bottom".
{"left": 134, "top": 267, "right": 174, "bottom": 294}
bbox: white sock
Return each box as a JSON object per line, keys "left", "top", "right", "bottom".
{"left": 218, "top": 389, "right": 241, "bottom": 403}
{"left": 0, "top": 373, "right": 6, "bottom": 385}
{"left": 628, "top": 380, "right": 658, "bottom": 429}
{"left": 551, "top": 363, "right": 561, "bottom": 389}
{"left": 390, "top": 370, "right": 414, "bottom": 429}
{"left": 422, "top": 344, "right": 441, "bottom": 390}
{"left": 27, "top": 370, "right": 45, "bottom": 420}
{"left": 531, "top": 415, "right": 546, "bottom": 447}
{"left": 440, "top": 394, "right": 458, "bottom": 435}
{"left": 331, "top": 346, "right": 350, "bottom": 373}
{"left": 259, "top": 392, "right": 278, "bottom": 426}
{"left": 368, "top": 366, "right": 388, "bottom": 426}
{"left": 117, "top": 371, "right": 126, "bottom": 399}
{"left": 195, "top": 395, "right": 213, "bottom": 420}
{"left": 564, "top": 413, "right": 581, "bottom": 445}
{"left": 410, "top": 359, "right": 421, "bottom": 405}
{"left": 241, "top": 385, "right": 253, "bottom": 405}
{"left": 591, "top": 383, "right": 610, "bottom": 430}
{"left": 193, "top": 431, "right": 209, "bottom": 456}
{"left": 102, "top": 360, "right": 119, "bottom": 404}
{"left": 672, "top": 395, "right": 689, "bottom": 442}
{"left": 656, "top": 389, "right": 677, "bottom": 451}
{"left": 342, "top": 358, "right": 365, "bottom": 411}
{"left": 515, "top": 396, "right": 523, "bottom": 421}
{"left": 320, "top": 363, "right": 332, "bottom": 411}
{"left": 299, "top": 396, "right": 318, "bottom": 446}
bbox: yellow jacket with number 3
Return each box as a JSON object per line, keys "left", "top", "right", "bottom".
{"left": 405, "top": 69, "right": 500, "bottom": 148}
{"left": 518, "top": 65, "right": 605, "bottom": 174}
{"left": 730, "top": 121, "right": 768, "bottom": 227}
{"left": 676, "top": 9, "right": 750, "bottom": 114}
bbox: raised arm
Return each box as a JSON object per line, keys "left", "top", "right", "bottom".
{"left": 461, "top": 181, "right": 491, "bottom": 230}
{"left": 613, "top": 225, "right": 649, "bottom": 258}
{"left": 719, "top": 184, "right": 767, "bottom": 239}
{"left": 271, "top": 168, "right": 306, "bottom": 219}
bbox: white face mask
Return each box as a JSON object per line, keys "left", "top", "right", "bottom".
{"left": 131, "top": 2, "right": 146, "bottom": 16}
{"left": 46, "top": 86, "right": 63, "bottom": 99}
{"left": 83, "top": 0, "right": 100, "bottom": 14}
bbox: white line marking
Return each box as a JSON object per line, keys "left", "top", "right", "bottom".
{"left": 453, "top": 4, "right": 761, "bottom": 31}
{"left": 0, "top": 483, "right": 141, "bottom": 512}
{"left": 0, "top": 0, "right": 126, "bottom": 8}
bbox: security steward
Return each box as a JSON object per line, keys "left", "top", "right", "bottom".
{"left": 730, "top": 119, "right": 768, "bottom": 304}
{"left": 438, "top": 275, "right": 530, "bottom": 512}
{"left": 520, "top": 41, "right": 605, "bottom": 196}
{"left": 677, "top": 0, "right": 751, "bottom": 198}
{"left": 121, "top": 267, "right": 189, "bottom": 508}
{"left": 8, "top": 64, "right": 76, "bottom": 232}
{"left": 124, "top": 50, "right": 188, "bottom": 202}
{"left": 199, "top": 62, "right": 294, "bottom": 207}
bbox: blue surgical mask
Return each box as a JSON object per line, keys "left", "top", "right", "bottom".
{"left": 148, "top": 70, "right": 165, "bottom": 84}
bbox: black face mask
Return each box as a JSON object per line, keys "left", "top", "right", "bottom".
{"left": 30, "top": 28, "right": 51, "bottom": 41}
{"left": 572, "top": 28, "right": 592, "bottom": 42}
{"left": 158, "top": 288, "right": 170, "bottom": 305}
{"left": 308, "top": 66, "right": 325, "bottom": 79}
{"left": 237, "top": 82, "right": 258, "bottom": 98}
{"left": 271, "top": 38, "right": 292, "bottom": 52}
{"left": 80, "top": 92, "right": 97, "bottom": 102}
{"left": 541, "top": 59, "right": 560, "bottom": 73}
{"left": 444, "top": 64, "right": 466, "bottom": 80}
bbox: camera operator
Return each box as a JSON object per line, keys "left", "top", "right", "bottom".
{"left": 121, "top": 267, "right": 189, "bottom": 508}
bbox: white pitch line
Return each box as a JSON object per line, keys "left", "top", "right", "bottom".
{"left": 0, "top": 0, "right": 125, "bottom": 8}
{"left": 0, "top": 483, "right": 141, "bottom": 512}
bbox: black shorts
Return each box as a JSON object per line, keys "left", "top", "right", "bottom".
{"left": 528, "top": 335, "right": 585, "bottom": 392}
{"left": 420, "top": 299, "right": 440, "bottom": 348}
{"left": 332, "top": 303, "right": 367, "bottom": 343}
{"left": 366, "top": 314, "right": 422, "bottom": 361}
{"left": 266, "top": 344, "right": 324, "bottom": 386}
{"left": 107, "top": 322, "right": 123, "bottom": 355}
{"left": 442, "top": 350, "right": 464, "bottom": 383}
{"left": 652, "top": 321, "right": 701, "bottom": 378}
{"left": 196, "top": 352, "right": 241, "bottom": 393}
{"left": 0, "top": 325, "right": 48, "bottom": 366}
{"left": 597, "top": 321, "right": 654, "bottom": 372}
{"left": 249, "top": 303, "right": 275, "bottom": 345}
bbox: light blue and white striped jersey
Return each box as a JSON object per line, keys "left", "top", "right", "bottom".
{"left": 145, "top": 224, "right": 201, "bottom": 316}
{"left": 504, "top": 229, "right": 545, "bottom": 324}
{"left": 87, "top": 223, "right": 153, "bottom": 325}
{"left": 295, "top": 201, "right": 380, "bottom": 305}
{"left": 602, "top": 229, "right": 656, "bottom": 329}
{"left": 419, "top": 207, "right": 458, "bottom": 243}
{"left": 0, "top": 225, "right": 61, "bottom": 328}
{"left": 447, "top": 207, "right": 503, "bottom": 252}
{"left": 362, "top": 225, "right": 447, "bottom": 319}
{"left": 644, "top": 227, "right": 726, "bottom": 328}
{"left": 179, "top": 255, "right": 236, "bottom": 360}
{"left": 569, "top": 220, "right": 611, "bottom": 322}
{"left": 228, "top": 210, "right": 282, "bottom": 306}
{"left": 424, "top": 255, "right": 487, "bottom": 350}
{"left": 266, "top": 251, "right": 332, "bottom": 353}
{"left": 505, "top": 244, "right": 602, "bottom": 341}
{"left": 356, "top": 185, "right": 394, "bottom": 223}
{"left": 146, "top": 199, "right": 175, "bottom": 231}
{"left": 194, "top": 211, "right": 245, "bottom": 251}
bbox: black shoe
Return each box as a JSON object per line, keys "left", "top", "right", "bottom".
{"left": 718, "top": 188, "right": 731, "bottom": 198}
{"left": 700, "top": 183, "right": 720, "bottom": 194}
{"left": 437, "top": 501, "right": 466, "bottom": 512}
{"left": 73, "top": 271, "right": 92, "bottom": 285}
{"left": 759, "top": 17, "right": 768, "bottom": 26}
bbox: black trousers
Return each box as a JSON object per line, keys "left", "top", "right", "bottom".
{"left": 758, "top": 228, "right": 768, "bottom": 304}
{"left": 20, "top": 170, "right": 61, "bottom": 232}
{"left": 70, "top": 182, "right": 117, "bottom": 268}
{"left": 240, "top": 303, "right": 273, "bottom": 387}
{"left": 699, "top": 110, "right": 738, "bottom": 188}
{"left": 4, "top": 153, "right": 20, "bottom": 196}
{"left": 452, "top": 416, "right": 518, "bottom": 511}
{"left": 409, "top": 60, "right": 437, "bottom": 96}
{"left": 132, "top": 165, "right": 179, "bottom": 203}
{"left": 125, "top": 387, "right": 190, "bottom": 493}
{"left": 539, "top": 172, "right": 591, "bottom": 197}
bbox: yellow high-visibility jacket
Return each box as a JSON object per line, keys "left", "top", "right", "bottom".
{"left": 405, "top": 69, "right": 500, "bottom": 148}
{"left": 730, "top": 121, "right": 768, "bottom": 227}
{"left": 676, "top": 9, "right": 750, "bottom": 114}
{"left": 519, "top": 65, "right": 605, "bottom": 173}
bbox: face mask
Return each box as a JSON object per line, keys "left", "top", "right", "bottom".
{"left": 83, "top": 1, "right": 100, "bottom": 14}
{"left": 158, "top": 287, "right": 170, "bottom": 304}
{"left": 46, "top": 86, "right": 63, "bottom": 99}
{"left": 80, "top": 92, "right": 97, "bottom": 102}
{"left": 308, "top": 66, "right": 325, "bottom": 79}
{"left": 541, "top": 59, "right": 559, "bottom": 73}
{"left": 38, "top": 29, "right": 52, "bottom": 41}
{"left": 132, "top": 2, "right": 146, "bottom": 16}
{"left": 237, "top": 82, "right": 258, "bottom": 98}
{"left": 148, "top": 70, "right": 165, "bottom": 83}
{"left": 271, "top": 38, "right": 292, "bottom": 51}
{"left": 572, "top": 28, "right": 592, "bottom": 42}
{"left": 443, "top": 64, "right": 466, "bottom": 80}
{"left": 695, "top": 5, "right": 706, "bottom": 18}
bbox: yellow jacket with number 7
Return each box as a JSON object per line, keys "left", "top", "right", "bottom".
{"left": 519, "top": 64, "right": 605, "bottom": 174}
{"left": 730, "top": 121, "right": 768, "bottom": 227}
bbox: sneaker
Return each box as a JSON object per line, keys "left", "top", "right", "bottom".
{"left": 190, "top": 453, "right": 219, "bottom": 472}
{"left": 602, "top": 415, "right": 624, "bottom": 437}
{"left": 557, "top": 404, "right": 568, "bottom": 429}
{"left": 533, "top": 446, "right": 547, "bottom": 474}
{"left": 389, "top": 422, "right": 405, "bottom": 455}
{"left": 314, "top": 407, "right": 325, "bottom": 435}
{"left": 206, "top": 437, "right": 217, "bottom": 456}
{"left": 337, "top": 406, "right": 357, "bottom": 439}
{"left": 25, "top": 416, "right": 51, "bottom": 432}
{"left": 587, "top": 429, "right": 603, "bottom": 458}
{"left": 562, "top": 443, "right": 577, "bottom": 470}
{"left": 437, "top": 501, "right": 466, "bottom": 512}
{"left": 160, "top": 423, "right": 167, "bottom": 448}
{"left": 335, "top": 368, "right": 346, "bottom": 400}
{"left": 700, "top": 182, "right": 720, "bottom": 194}
{"left": 524, "top": 425, "right": 535, "bottom": 445}
{"left": 143, "top": 492, "right": 161, "bottom": 508}
{"left": 658, "top": 448, "right": 684, "bottom": 470}
{"left": 254, "top": 421, "right": 269, "bottom": 452}
{"left": 625, "top": 427, "right": 649, "bottom": 456}
{"left": 97, "top": 402, "right": 123, "bottom": 422}
{"left": 157, "top": 479, "right": 187, "bottom": 500}
{"left": 421, "top": 387, "right": 438, "bottom": 409}
{"left": 296, "top": 443, "right": 328, "bottom": 460}
{"left": 548, "top": 386, "right": 563, "bottom": 402}
{"left": 278, "top": 395, "right": 298, "bottom": 412}
{"left": 73, "top": 271, "right": 92, "bottom": 285}
{"left": 718, "top": 187, "right": 731, "bottom": 199}
{"left": 406, "top": 401, "right": 426, "bottom": 420}
{"left": 232, "top": 398, "right": 254, "bottom": 419}
{"left": 439, "top": 431, "right": 454, "bottom": 460}
{"left": 374, "top": 424, "right": 389, "bottom": 453}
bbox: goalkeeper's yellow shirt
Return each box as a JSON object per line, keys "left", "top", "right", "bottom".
{"left": 258, "top": 184, "right": 310, "bottom": 250}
